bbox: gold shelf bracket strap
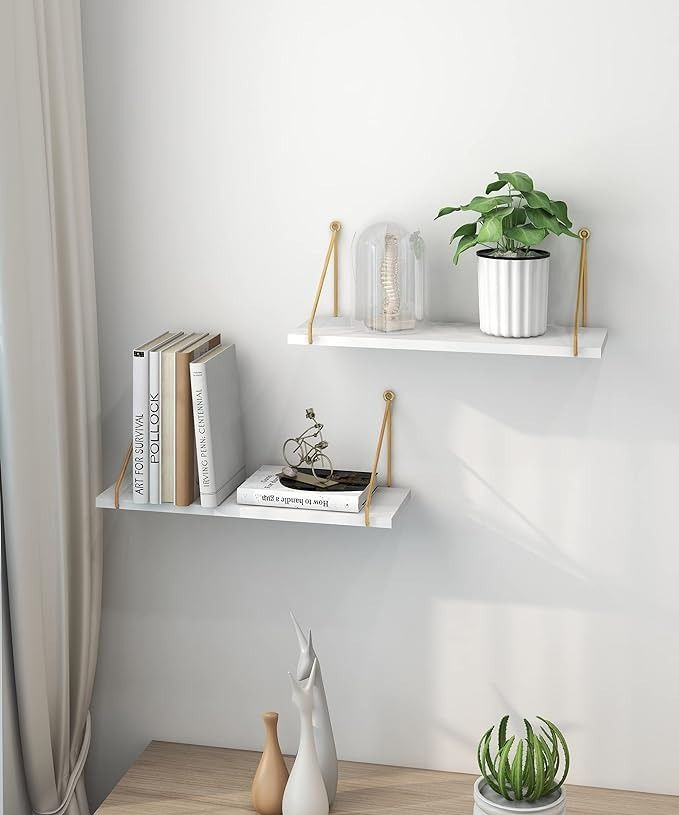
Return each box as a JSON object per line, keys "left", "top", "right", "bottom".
{"left": 364, "top": 390, "right": 395, "bottom": 527}
{"left": 572, "top": 227, "right": 591, "bottom": 357}
{"left": 114, "top": 442, "right": 133, "bottom": 509}
{"left": 307, "top": 221, "right": 341, "bottom": 344}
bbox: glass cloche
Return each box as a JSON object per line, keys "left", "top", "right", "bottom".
{"left": 353, "top": 221, "right": 426, "bottom": 332}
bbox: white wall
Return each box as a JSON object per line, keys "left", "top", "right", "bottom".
{"left": 81, "top": 0, "right": 679, "bottom": 805}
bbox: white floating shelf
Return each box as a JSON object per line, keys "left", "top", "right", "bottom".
{"left": 288, "top": 318, "right": 607, "bottom": 358}
{"left": 96, "top": 479, "right": 410, "bottom": 529}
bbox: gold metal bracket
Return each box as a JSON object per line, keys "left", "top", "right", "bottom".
{"left": 572, "top": 227, "right": 590, "bottom": 357}
{"left": 364, "top": 390, "right": 395, "bottom": 527}
{"left": 114, "top": 442, "right": 133, "bottom": 509}
{"left": 307, "top": 220, "right": 341, "bottom": 344}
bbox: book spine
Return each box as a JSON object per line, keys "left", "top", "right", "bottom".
{"left": 190, "top": 363, "right": 215, "bottom": 503}
{"left": 175, "top": 336, "right": 219, "bottom": 506}
{"left": 132, "top": 349, "right": 149, "bottom": 503}
{"left": 148, "top": 351, "right": 162, "bottom": 504}
{"left": 160, "top": 350, "right": 175, "bottom": 502}
{"left": 236, "top": 487, "right": 363, "bottom": 513}
{"left": 174, "top": 351, "right": 193, "bottom": 506}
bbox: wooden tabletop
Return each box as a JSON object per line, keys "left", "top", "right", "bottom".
{"left": 95, "top": 741, "right": 677, "bottom": 815}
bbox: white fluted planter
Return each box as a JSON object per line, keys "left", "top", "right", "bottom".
{"left": 473, "top": 779, "right": 566, "bottom": 815}
{"left": 477, "top": 250, "right": 550, "bottom": 338}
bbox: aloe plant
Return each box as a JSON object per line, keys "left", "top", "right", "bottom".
{"left": 477, "top": 715, "right": 570, "bottom": 802}
{"left": 435, "top": 171, "right": 577, "bottom": 264}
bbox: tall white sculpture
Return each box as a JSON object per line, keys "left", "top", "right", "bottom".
{"left": 290, "top": 613, "right": 338, "bottom": 806}
{"left": 282, "top": 659, "right": 329, "bottom": 815}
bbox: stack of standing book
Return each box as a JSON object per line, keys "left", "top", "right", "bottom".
{"left": 132, "top": 331, "right": 245, "bottom": 508}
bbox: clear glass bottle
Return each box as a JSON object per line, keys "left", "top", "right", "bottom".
{"left": 353, "top": 221, "right": 426, "bottom": 332}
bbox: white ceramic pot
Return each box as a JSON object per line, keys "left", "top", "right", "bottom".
{"left": 477, "top": 249, "right": 550, "bottom": 338}
{"left": 473, "top": 778, "right": 565, "bottom": 815}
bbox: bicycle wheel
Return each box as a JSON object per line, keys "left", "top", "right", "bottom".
{"left": 283, "top": 438, "right": 304, "bottom": 469}
{"left": 311, "top": 453, "right": 333, "bottom": 481}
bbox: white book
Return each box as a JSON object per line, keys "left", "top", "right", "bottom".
{"left": 190, "top": 344, "right": 245, "bottom": 507}
{"left": 148, "top": 332, "right": 184, "bottom": 504}
{"left": 237, "top": 465, "right": 369, "bottom": 513}
{"left": 132, "top": 331, "right": 174, "bottom": 503}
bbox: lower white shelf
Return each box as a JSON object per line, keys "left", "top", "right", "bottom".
{"left": 96, "top": 479, "right": 410, "bottom": 529}
{"left": 288, "top": 317, "right": 607, "bottom": 358}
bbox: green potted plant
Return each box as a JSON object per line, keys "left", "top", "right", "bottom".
{"left": 473, "top": 715, "right": 570, "bottom": 815}
{"left": 435, "top": 171, "right": 577, "bottom": 338}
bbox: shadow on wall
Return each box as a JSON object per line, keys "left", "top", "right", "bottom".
{"left": 92, "top": 293, "right": 679, "bottom": 802}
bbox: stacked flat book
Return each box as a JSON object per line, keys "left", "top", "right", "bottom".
{"left": 131, "top": 331, "right": 244, "bottom": 508}
{"left": 237, "top": 466, "right": 372, "bottom": 513}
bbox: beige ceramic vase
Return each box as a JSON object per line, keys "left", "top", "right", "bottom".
{"left": 252, "top": 712, "right": 289, "bottom": 815}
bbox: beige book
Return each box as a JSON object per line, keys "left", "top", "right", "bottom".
{"left": 160, "top": 333, "right": 207, "bottom": 502}
{"left": 174, "top": 332, "right": 221, "bottom": 506}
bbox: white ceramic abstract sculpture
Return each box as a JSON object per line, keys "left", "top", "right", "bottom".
{"left": 282, "top": 659, "right": 330, "bottom": 815}
{"left": 290, "top": 613, "right": 338, "bottom": 806}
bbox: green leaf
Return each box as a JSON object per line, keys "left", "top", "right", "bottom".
{"left": 525, "top": 206, "right": 578, "bottom": 238}
{"left": 496, "top": 736, "right": 516, "bottom": 800}
{"left": 478, "top": 728, "right": 502, "bottom": 795}
{"left": 507, "top": 207, "right": 527, "bottom": 228}
{"left": 538, "top": 717, "right": 570, "bottom": 789}
{"left": 461, "top": 195, "right": 513, "bottom": 214}
{"left": 524, "top": 740, "right": 535, "bottom": 793}
{"left": 485, "top": 178, "right": 507, "bottom": 194}
{"left": 523, "top": 720, "right": 537, "bottom": 798}
{"left": 557, "top": 223, "right": 578, "bottom": 238}
{"left": 477, "top": 209, "right": 513, "bottom": 243}
{"left": 452, "top": 222, "right": 477, "bottom": 240}
{"left": 523, "top": 190, "right": 555, "bottom": 213}
{"left": 538, "top": 722, "right": 560, "bottom": 782}
{"left": 538, "top": 734, "right": 556, "bottom": 791}
{"left": 528, "top": 731, "right": 545, "bottom": 801}
{"left": 482, "top": 205, "right": 513, "bottom": 219}
{"left": 478, "top": 727, "right": 493, "bottom": 776}
{"left": 550, "top": 200, "right": 572, "bottom": 228}
{"left": 435, "top": 206, "right": 460, "bottom": 220}
{"left": 525, "top": 207, "right": 563, "bottom": 234}
{"left": 452, "top": 234, "right": 478, "bottom": 264}
{"left": 496, "top": 171, "right": 534, "bottom": 193}
{"left": 498, "top": 715, "right": 510, "bottom": 749}
{"left": 485, "top": 774, "right": 502, "bottom": 796}
{"left": 504, "top": 226, "right": 547, "bottom": 247}
{"left": 510, "top": 740, "right": 524, "bottom": 800}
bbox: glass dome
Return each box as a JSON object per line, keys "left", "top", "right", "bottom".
{"left": 353, "top": 221, "right": 426, "bottom": 332}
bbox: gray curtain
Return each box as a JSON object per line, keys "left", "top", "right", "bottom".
{"left": 3, "top": 531, "right": 32, "bottom": 815}
{"left": 0, "top": 2, "right": 102, "bottom": 814}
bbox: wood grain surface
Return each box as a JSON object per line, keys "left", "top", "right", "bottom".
{"left": 95, "top": 741, "right": 677, "bottom": 815}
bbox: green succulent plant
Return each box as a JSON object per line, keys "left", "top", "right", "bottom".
{"left": 435, "top": 171, "right": 577, "bottom": 264}
{"left": 477, "top": 715, "right": 570, "bottom": 802}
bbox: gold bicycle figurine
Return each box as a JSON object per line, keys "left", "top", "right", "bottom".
{"left": 283, "top": 408, "right": 334, "bottom": 481}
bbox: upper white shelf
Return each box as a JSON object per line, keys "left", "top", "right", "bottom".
{"left": 288, "top": 318, "right": 607, "bottom": 358}
{"left": 96, "top": 479, "right": 410, "bottom": 529}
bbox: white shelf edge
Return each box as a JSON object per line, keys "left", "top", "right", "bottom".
{"left": 288, "top": 318, "right": 607, "bottom": 358}
{"left": 96, "top": 479, "right": 410, "bottom": 529}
